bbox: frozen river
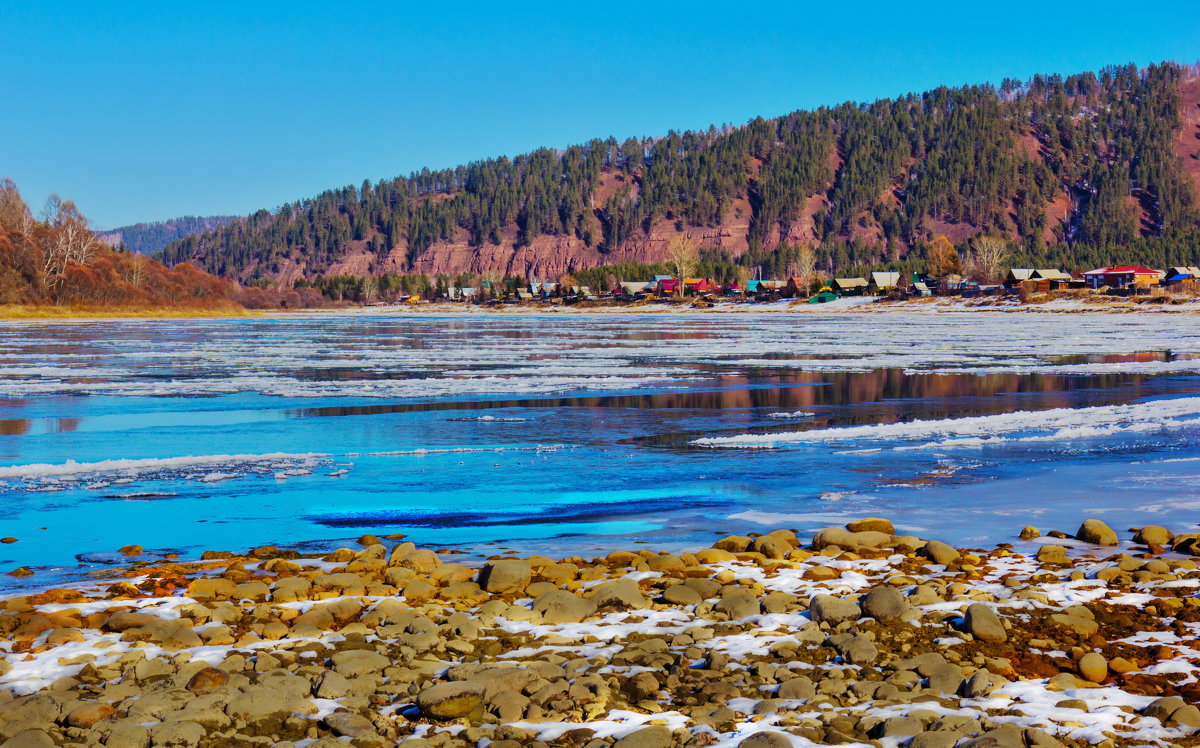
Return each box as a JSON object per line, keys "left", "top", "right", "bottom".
{"left": 2, "top": 311, "right": 1200, "bottom": 589}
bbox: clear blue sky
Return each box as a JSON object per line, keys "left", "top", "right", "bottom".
{"left": 3, "top": 1, "right": 1199, "bottom": 229}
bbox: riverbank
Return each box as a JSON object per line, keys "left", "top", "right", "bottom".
{"left": 2, "top": 517, "right": 1198, "bottom": 747}
{"left": 274, "top": 295, "right": 1200, "bottom": 317}
{"left": 0, "top": 303, "right": 253, "bottom": 320}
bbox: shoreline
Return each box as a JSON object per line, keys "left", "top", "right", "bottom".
{"left": 2, "top": 517, "right": 1199, "bottom": 747}
{"left": 0, "top": 304, "right": 256, "bottom": 321}
{"left": 269, "top": 296, "right": 1200, "bottom": 317}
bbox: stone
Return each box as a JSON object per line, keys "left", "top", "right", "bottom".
{"left": 325, "top": 711, "right": 377, "bottom": 738}
{"left": 909, "top": 732, "right": 961, "bottom": 748}
{"left": 416, "top": 682, "right": 484, "bottom": 720}
{"left": 925, "top": 662, "right": 964, "bottom": 694}
{"left": 1078, "top": 652, "right": 1107, "bottom": 683}
{"left": 586, "top": 578, "right": 645, "bottom": 610}
{"left": 841, "top": 635, "right": 878, "bottom": 665}
{"left": 0, "top": 731, "right": 55, "bottom": 748}
{"left": 331, "top": 649, "right": 390, "bottom": 678}
{"left": 715, "top": 592, "right": 760, "bottom": 620}
{"left": 1076, "top": 519, "right": 1118, "bottom": 546}
{"left": 847, "top": 517, "right": 895, "bottom": 533}
{"left": 861, "top": 585, "right": 908, "bottom": 619}
{"left": 808, "top": 594, "right": 860, "bottom": 623}
{"left": 963, "top": 603, "right": 1007, "bottom": 642}
{"left": 314, "top": 670, "right": 353, "bottom": 699}
{"left": 534, "top": 589, "right": 597, "bottom": 623}
{"left": 479, "top": 559, "right": 531, "bottom": 594}
{"left": 713, "top": 536, "right": 752, "bottom": 552}
{"left": 812, "top": 527, "right": 892, "bottom": 551}
{"left": 1019, "top": 526, "right": 1040, "bottom": 539}
{"left": 105, "top": 724, "right": 152, "bottom": 748}
{"left": 921, "top": 540, "right": 960, "bottom": 565}
{"left": 1168, "top": 705, "right": 1200, "bottom": 727}
{"left": 612, "top": 726, "right": 672, "bottom": 748}
{"left": 1037, "top": 545, "right": 1070, "bottom": 564}
{"left": 148, "top": 721, "right": 206, "bottom": 748}
{"left": 66, "top": 701, "right": 115, "bottom": 728}
{"left": 661, "top": 584, "right": 702, "bottom": 606}
{"left": 1048, "top": 613, "right": 1099, "bottom": 637}
{"left": 750, "top": 534, "right": 792, "bottom": 559}
{"left": 1133, "top": 525, "right": 1173, "bottom": 546}
{"left": 873, "top": 716, "right": 924, "bottom": 738}
{"left": 738, "top": 732, "right": 794, "bottom": 748}
{"left": 777, "top": 677, "right": 815, "bottom": 699}
{"left": 1143, "top": 696, "right": 1187, "bottom": 721}
{"left": 225, "top": 685, "right": 317, "bottom": 727}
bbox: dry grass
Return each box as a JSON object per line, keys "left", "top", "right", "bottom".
{"left": 0, "top": 302, "right": 254, "bottom": 320}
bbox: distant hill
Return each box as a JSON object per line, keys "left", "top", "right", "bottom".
{"left": 161, "top": 61, "right": 1200, "bottom": 285}
{"left": 100, "top": 215, "right": 240, "bottom": 255}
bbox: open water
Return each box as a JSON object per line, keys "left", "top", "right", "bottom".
{"left": 3, "top": 311, "right": 1200, "bottom": 590}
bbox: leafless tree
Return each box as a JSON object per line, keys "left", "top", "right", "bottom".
{"left": 785, "top": 245, "right": 817, "bottom": 292}
{"left": 667, "top": 235, "right": 699, "bottom": 296}
{"left": 967, "top": 235, "right": 1010, "bottom": 283}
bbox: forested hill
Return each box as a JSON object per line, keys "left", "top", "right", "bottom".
{"left": 160, "top": 62, "right": 1200, "bottom": 285}
{"left": 100, "top": 215, "right": 239, "bottom": 255}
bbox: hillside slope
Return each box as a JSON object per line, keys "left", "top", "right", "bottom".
{"left": 100, "top": 215, "right": 240, "bottom": 255}
{"left": 161, "top": 62, "right": 1200, "bottom": 284}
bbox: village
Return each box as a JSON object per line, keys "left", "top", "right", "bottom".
{"left": 421, "top": 265, "right": 1200, "bottom": 307}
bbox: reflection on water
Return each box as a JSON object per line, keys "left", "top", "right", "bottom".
{"left": 0, "top": 315, "right": 1199, "bottom": 590}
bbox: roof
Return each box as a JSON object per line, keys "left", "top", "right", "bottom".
{"left": 1167, "top": 273, "right": 1194, "bottom": 281}
{"left": 1032, "top": 269, "right": 1072, "bottom": 281}
{"left": 833, "top": 277, "right": 869, "bottom": 288}
{"left": 1083, "top": 266, "right": 1161, "bottom": 275}
{"left": 1007, "top": 269, "right": 1035, "bottom": 281}
{"left": 871, "top": 272, "right": 900, "bottom": 286}
{"left": 1168, "top": 266, "right": 1200, "bottom": 276}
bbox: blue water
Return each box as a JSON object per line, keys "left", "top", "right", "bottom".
{"left": 2, "top": 312, "right": 1200, "bottom": 590}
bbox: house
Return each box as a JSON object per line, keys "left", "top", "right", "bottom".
{"left": 869, "top": 272, "right": 901, "bottom": 292}
{"left": 657, "top": 278, "right": 680, "bottom": 295}
{"left": 1082, "top": 266, "right": 1163, "bottom": 289}
{"left": 529, "top": 282, "right": 558, "bottom": 296}
{"left": 1165, "top": 266, "right": 1200, "bottom": 290}
{"left": 1006, "top": 268, "right": 1073, "bottom": 291}
{"left": 619, "top": 281, "right": 651, "bottom": 296}
{"left": 831, "top": 277, "right": 869, "bottom": 295}
{"left": 517, "top": 291, "right": 534, "bottom": 301}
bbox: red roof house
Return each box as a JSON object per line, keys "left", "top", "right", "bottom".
{"left": 1082, "top": 266, "right": 1162, "bottom": 289}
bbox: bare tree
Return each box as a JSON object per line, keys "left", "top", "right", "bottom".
{"left": 0, "top": 178, "right": 31, "bottom": 231}
{"left": 125, "top": 255, "right": 148, "bottom": 288}
{"left": 40, "top": 196, "right": 100, "bottom": 290}
{"left": 667, "top": 235, "right": 699, "bottom": 297}
{"left": 967, "top": 235, "right": 1010, "bottom": 283}
{"left": 785, "top": 245, "right": 817, "bottom": 293}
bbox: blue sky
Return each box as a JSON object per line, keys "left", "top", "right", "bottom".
{"left": 3, "top": 1, "right": 1199, "bottom": 229}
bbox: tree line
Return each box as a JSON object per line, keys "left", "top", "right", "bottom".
{"left": 159, "top": 62, "right": 1200, "bottom": 285}
{"left": 0, "top": 179, "right": 235, "bottom": 308}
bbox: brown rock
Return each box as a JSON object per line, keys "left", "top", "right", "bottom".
{"left": 847, "top": 517, "right": 895, "bottom": 534}
{"left": 186, "top": 667, "right": 230, "bottom": 695}
{"left": 1076, "top": 519, "right": 1118, "bottom": 546}
{"left": 66, "top": 702, "right": 115, "bottom": 728}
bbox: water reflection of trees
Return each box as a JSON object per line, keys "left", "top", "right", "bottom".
{"left": 286, "top": 367, "right": 1192, "bottom": 426}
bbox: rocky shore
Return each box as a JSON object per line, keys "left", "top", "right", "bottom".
{"left": 2, "top": 518, "right": 1200, "bottom": 748}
